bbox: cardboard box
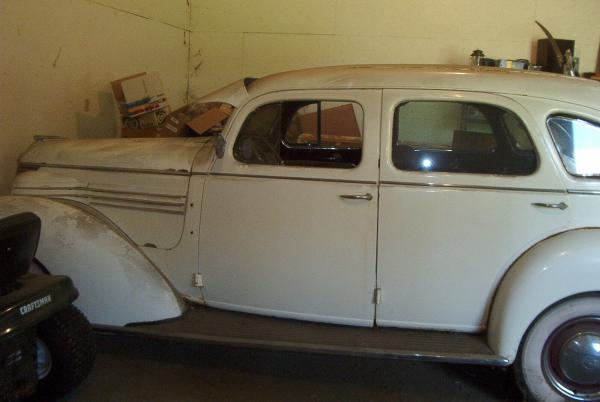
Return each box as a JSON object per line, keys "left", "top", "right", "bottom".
{"left": 122, "top": 109, "right": 168, "bottom": 129}
{"left": 163, "top": 106, "right": 193, "bottom": 137}
{"left": 163, "top": 103, "right": 232, "bottom": 137}
{"left": 121, "top": 72, "right": 164, "bottom": 105}
{"left": 110, "top": 72, "right": 171, "bottom": 137}
{"left": 187, "top": 104, "right": 232, "bottom": 136}
{"left": 111, "top": 73, "right": 144, "bottom": 102}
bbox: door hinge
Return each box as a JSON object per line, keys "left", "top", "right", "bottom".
{"left": 373, "top": 288, "right": 381, "bottom": 305}
{"left": 193, "top": 273, "right": 204, "bottom": 288}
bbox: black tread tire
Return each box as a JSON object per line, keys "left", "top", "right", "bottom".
{"left": 34, "top": 305, "right": 95, "bottom": 400}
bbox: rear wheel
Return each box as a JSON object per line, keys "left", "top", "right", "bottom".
{"left": 515, "top": 296, "right": 600, "bottom": 402}
{"left": 34, "top": 305, "right": 95, "bottom": 400}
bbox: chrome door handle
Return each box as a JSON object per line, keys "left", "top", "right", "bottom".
{"left": 532, "top": 202, "right": 568, "bottom": 210}
{"left": 339, "top": 193, "right": 373, "bottom": 201}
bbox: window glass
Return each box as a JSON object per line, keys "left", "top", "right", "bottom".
{"left": 234, "top": 100, "right": 363, "bottom": 168}
{"left": 284, "top": 102, "right": 363, "bottom": 148}
{"left": 502, "top": 112, "right": 534, "bottom": 151}
{"left": 548, "top": 116, "right": 600, "bottom": 177}
{"left": 392, "top": 101, "right": 537, "bottom": 175}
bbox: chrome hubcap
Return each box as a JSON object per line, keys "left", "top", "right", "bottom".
{"left": 558, "top": 332, "right": 600, "bottom": 386}
{"left": 35, "top": 338, "right": 52, "bottom": 380}
{"left": 543, "top": 317, "right": 600, "bottom": 401}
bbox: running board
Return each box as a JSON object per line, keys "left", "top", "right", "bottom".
{"left": 95, "top": 305, "right": 509, "bottom": 366}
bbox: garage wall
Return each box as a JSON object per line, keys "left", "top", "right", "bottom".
{"left": 1, "top": 0, "right": 599, "bottom": 194}
{"left": 188, "top": 0, "right": 600, "bottom": 99}
{"left": 0, "top": 0, "right": 190, "bottom": 194}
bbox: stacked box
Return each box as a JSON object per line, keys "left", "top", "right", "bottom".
{"left": 110, "top": 72, "right": 171, "bottom": 137}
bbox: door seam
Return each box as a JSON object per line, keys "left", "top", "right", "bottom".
{"left": 374, "top": 89, "right": 383, "bottom": 327}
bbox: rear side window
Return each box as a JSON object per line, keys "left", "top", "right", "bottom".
{"left": 392, "top": 101, "right": 537, "bottom": 175}
{"left": 548, "top": 115, "right": 600, "bottom": 177}
{"left": 234, "top": 100, "right": 363, "bottom": 168}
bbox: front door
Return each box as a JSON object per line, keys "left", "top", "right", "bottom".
{"left": 198, "top": 89, "right": 381, "bottom": 326}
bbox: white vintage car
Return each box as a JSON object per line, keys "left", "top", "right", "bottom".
{"left": 2, "top": 65, "right": 600, "bottom": 401}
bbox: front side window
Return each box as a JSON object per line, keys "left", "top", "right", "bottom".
{"left": 548, "top": 116, "right": 600, "bottom": 177}
{"left": 392, "top": 101, "right": 537, "bottom": 175}
{"left": 234, "top": 100, "right": 363, "bottom": 168}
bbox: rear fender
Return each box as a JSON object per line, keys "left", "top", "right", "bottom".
{"left": 0, "top": 196, "right": 184, "bottom": 326}
{"left": 487, "top": 229, "right": 600, "bottom": 362}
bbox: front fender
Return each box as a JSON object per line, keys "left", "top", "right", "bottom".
{"left": 0, "top": 196, "right": 185, "bottom": 326}
{"left": 487, "top": 229, "right": 600, "bottom": 362}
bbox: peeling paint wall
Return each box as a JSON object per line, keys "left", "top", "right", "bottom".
{"left": 0, "top": 0, "right": 191, "bottom": 194}
{"left": 1, "top": 0, "right": 600, "bottom": 194}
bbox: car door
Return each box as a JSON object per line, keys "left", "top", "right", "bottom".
{"left": 377, "top": 90, "right": 570, "bottom": 332}
{"left": 198, "top": 89, "right": 381, "bottom": 326}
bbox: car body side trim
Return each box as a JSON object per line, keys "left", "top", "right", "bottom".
{"left": 18, "top": 162, "right": 190, "bottom": 176}
{"left": 205, "top": 172, "right": 377, "bottom": 185}
{"left": 568, "top": 190, "right": 600, "bottom": 195}
{"left": 88, "top": 202, "right": 185, "bottom": 215}
{"left": 12, "top": 193, "right": 185, "bottom": 208}
{"left": 13, "top": 186, "right": 185, "bottom": 199}
{"left": 195, "top": 173, "right": 563, "bottom": 191}
{"left": 380, "top": 181, "right": 565, "bottom": 194}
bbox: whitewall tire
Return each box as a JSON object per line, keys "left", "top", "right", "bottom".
{"left": 515, "top": 296, "right": 600, "bottom": 402}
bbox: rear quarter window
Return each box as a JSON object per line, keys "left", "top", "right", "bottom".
{"left": 547, "top": 115, "right": 600, "bottom": 177}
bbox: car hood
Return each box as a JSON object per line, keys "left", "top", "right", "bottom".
{"left": 19, "top": 137, "right": 213, "bottom": 174}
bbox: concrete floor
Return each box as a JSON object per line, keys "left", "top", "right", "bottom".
{"left": 62, "top": 334, "right": 525, "bottom": 402}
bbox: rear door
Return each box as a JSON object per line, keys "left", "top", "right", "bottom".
{"left": 377, "top": 90, "right": 570, "bottom": 332}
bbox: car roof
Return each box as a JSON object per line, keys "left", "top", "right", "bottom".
{"left": 245, "top": 64, "right": 600, "bottom": 110}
